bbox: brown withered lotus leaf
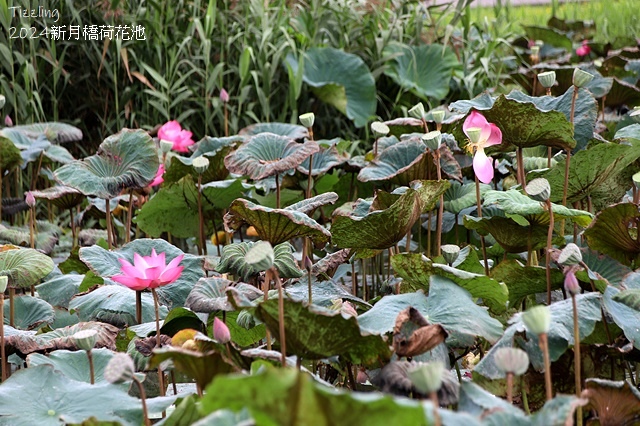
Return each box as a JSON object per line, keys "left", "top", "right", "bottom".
{"left": 310, "top": 249, "right": 351, "bottom": 277}
{"left": 134, "top": 335, "right": 172, "bottom": 356}
{"left": 581, "top": 378, "right": 640, "bottom": 426}
{"left": 393, "top": 307, "right": 448, "bottom": 358}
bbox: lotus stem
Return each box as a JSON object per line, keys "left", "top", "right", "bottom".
{"left": 125, "top": 189, "right": 133, "bottom": 244}
{"left": 275, "top": 174, "right": 281, "bottom": 209}
{"left": 572, "top": 294, "right": 583, "bottom": 426}
{"left": 105, "top": 198, "right": 113, "bottom": 249}
{"left": 70, "top": 208, "right": 77, "bottom": 248}
{"left": 263, "top": 270, "right": 272, "bottom": 351}
{"left": 516, "top": 148, "right": 527, "bottom": 192}
{"left": 475, "top": 176, "right": 490, "bottom": 276}
{"left": 151, "top": 288, "right": 165, "bottom": 398}
{"left": 506, "top": 372, "right": 514, "bottom": 403}
{"left": 132, "top": 376, "right": 151, "bottom": 426}
{"left": 307, "top": 272, "right": 313, "bottom": 305}
{"left": 560, "top": 86, "right": 578, "bottom": 237}
{"left": 538, "top": 332, "right": 553, "bottom": 401}
{"left": 545, "top": 200, "right": 555, "bottom": 305}
{"left": 86, "top": 349, "right": 95, "bottom": 385}
{"left": 135, "top": 291, "right": 142, "bottom": 324}
{"left": 435, "top": 149, "right": 444, "bottom": 256}
{"left": 0, "top": 294, "right": 5, "bottom": 381}
{"left": 223, "top": 103, "right": 229, "bottom": 137}
{"left": 197, "top": 174, "right": 206, "bottom": 256}
{"left": 547, "top": 147, "right": 552, "bottom": 169}
{"left": 521, "top": 376, "right": 530, "bottom": 415}
{"left": 306, "top": 124, "right": 314, "bottom": 200}
{"left": 31, "top": 152, "right": 44, "bottom": 191}
{"left": 0, "top": 167, "right": 3, "bottom": 220}
{"left": 271, "top": 267, "right": 286, "bottom": 366}
{"left": 29, "top": 206, "right": 35, "bottom": 249}
{"left": 430, "top": 391, "right": 441, "bottom": 426}
{"left": 8, "top": 288, "right": 14, "bottom": 328}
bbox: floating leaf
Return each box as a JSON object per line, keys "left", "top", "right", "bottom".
{"left": 358, "top": 139, "right": 428, "bottom": 185}
{"left": 185, "top": 277, "right": 263, "bottom": 312}
{"left": 0, "top": 247, "right": 54, "bottom": 289}
{"left": 584, "top": 203, "right": 640, "bottom": 266}
{"left": 54, "top": 129, "right": 159, "bottom": 199}
{"left": 239, "top": 122, "right": 308, "bottom": 140}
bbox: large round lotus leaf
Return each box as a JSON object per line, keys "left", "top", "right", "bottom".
{"left": 0, "top": 247, "right": 54, "bottom": 288}
{"left": 491, "top": 259, "right": 564, "bottom": 307}
{"left": 284, "top": 279, "right": 367, "bottom": 308}
{"left": 604, "top": 286, "right": 640, "bottom": 350}
{"left": 135, "top": 176, "right": 248, "bottom": 238}
{"left": 584, "top": 203, "right": 640, "bottom": 266}
{"left": 239, "top": 122, "right": 309, "bottom": 140}
{"left": 331, "top": 180, "right": 450, "bottom": 250}
{"left": 215, "top": 241, "right": 302, "bottom": 281}
{"left": 581, "top": 378, "right": 640, "bottom": 426}
{"left": 224, "top": 197, "right": 334, "bottom": 248}
{"left": 615, "top": 124, "right": 640, "bottom": 142}
{"left": 225, "top": 133, "right": 319, "bottom": 181}
{"left": 463, "top": 214, "right": 558, "bottom": 253}
{"left": 4, "top": 295, "right": 55, "bottom": 331}
{"left": 605, "top": 78, "right": 640, "bottom": 108}
{"left": 54, "top": 129, "right": 159, "bottom": 199}
{"left": 255, "top": 298, "right": 391, "bottom": 366}
{"left": 27, "top": 348, "right": 126, "bottom": 385}
{"left": 79, "top": 238, "right": 204, "bottom": 308}
{"left": 0, "top": 365, "right": 177, "bottom": 426}
{"left": 443, "top": 182, "right": 491, "bottom": 214}
{"left": 185, "top": 277, "right": 263, "bottom": 313}
{"left": 2, "top": 122, "right": 82, "bottom": 143}
{"left": 36, "top": 274, "right": 84, "bottom": 308}
{"left": 30, "top": 185, "right": 84, "bottom": 210}
{"left": 0, "top": 221, "right": 61, "bottom": 254}
{"left": 0, "top": 134, "right": 22, "bottom": 170}
{"left": 297, "top": 140, "right": 349, "bottom": 176}
{"left": 358, "top": 139, "right": 428, "bottom": 185}
{"left": 383, "top": 43, "right": 460, "bottom": 101}
{"left": 285, "top": 48, "right": 376, "bottom": 128}
{"left": 383, "top": 117, "right": 424, "bottom": 137}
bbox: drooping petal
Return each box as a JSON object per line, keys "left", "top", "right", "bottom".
{"left": 483, "top": 123, "right": 502, "bottom": 147}
{"left": 473, "top": 147, "right": 495, "bottom": 184}
{"left": 112, "top": 274, "right": 151, "bottom": 291}
{"left": 463, "top": 111, "right": 490, "bottom": 140}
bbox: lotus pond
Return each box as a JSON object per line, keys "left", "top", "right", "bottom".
{"left": 1, "top": 1, "right": 640, "bottom": 426}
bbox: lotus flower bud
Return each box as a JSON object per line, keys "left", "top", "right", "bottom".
{"left": 25, "top": 191, "right": 36, "bottom": 208}
{"left": 564, "top": 270, "right": 581, "bottom": 296}
{"left": 465, "top": 127, "right": 482, "bottom": 144}
{"left": 526, "top": 178, "right": 551, "bottom": 202}
{"left": 4, "top": 115, "right": 12, "bottom": 127}
{"left": 370, "top": 121, "right": 389, "bottom": 138}
{"left": 213, "top": 317, "right": 231, "bottom": 344}
{"left": 558, "top": 243, "right": 582, "bottom": 266}
{"left": 431, "top": 110, "right": 446, "bottom": 124}
{"left": 0, "top": 276, "right": 8, "bottom": 293}
{"left": 159, "top": 140, "right": 173, "bottom": 153}
{"left": 538, "top": 71, "right": 556, "bottom": 89}
{"left": 299, "top": 112, "right": 315, "bottom": 128}
{"left": 407, "top": 361, "right": 445, "bottom": 394}
{"left": 0, "top": 95, "right": 5, "bottom": 109}
{"left": 72, "top": 330, "right": 98, "bottom": 352}
{"left": 494, "top": 347, "right": 530, "bottom": 376}
{"left": 441, "top": 244, "right": 460, "bottom": 265}
{"left": 192, "top": 156, "right": 210, "bottom": 174}
{"left": 522, "top": 305, "right": 551, "bottom": 336}
{"left": 220, "top": 88, "right": 229, "bottom": 103}
{"left": 573, "top": 68, "right": 594, "bottom": 88}
{"left": 104, "top": 353, "right": 136, "bottom": 384}
{"left": 422, "top": 130, "right": 442, "bottom": 151}
{"left": 244, "top": 240, "right": 275, "bottom": 271}
{"left": 408, "top": 103, "right": 426, "bottom": 120}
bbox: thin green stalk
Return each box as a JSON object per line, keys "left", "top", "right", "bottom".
{"left": 151, "top": 289, "right": 165, "bottom": 398}
{"left": 545, "top": 200, "right": 554, "bottom": 305}
{"left": 197, "top": 174, "right": 206, "bottom": 256}
{"left": 0, "top": 294, "right": 5, "bottom": 381}
{"left": 572, "top": 294, "right": 583, "bottom": 426}
{"left": 475, "top": 176, "right": 490, "bottom": 276}
{"left": 132, "top": 376, "right": 151, "bottom": 426}
{"left": 271, "top": 267, "right": 286, "bottom": 366}
{"left": 435, "top": 149, "right": 444, "bottom": 256}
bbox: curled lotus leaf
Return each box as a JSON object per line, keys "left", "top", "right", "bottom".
{"left": 0, "top": 247, "right": 54, "bottom": 288}
{"left": 224, "top": 132, "right": 319, "bottom": 180}
{"left": 5, "top": 295, "right": 55, "bottom": 331}
{"left": 284, "top": 192, "right": 339, "bottom": 215}
{"left": 358, "top": 139, "right": 429, "bottom": 185}
{"left": 581, "top": 378, "right": 640, "bottom": 426}
{"left": 297, "top": 139, "right": 349, "bottom": 176}
{"left": 239, "top": 122, "right": 309, "bottom": 140}
{"left": 383, "top": 117, "right": 424, "bottom": 137}
{"left": 463, "top": 214, "right": 556, "bottom": 253}
{"left": 584, "top": 203, "right": 640, "bottom": 266}
{"left": 185, "top": 277, "right": 263, "bottom": 312}
{"left": 605, "top": 77, "right": 640, "bottom": 108}
{"left": 443, "top": 182, "right": 491, "bottom": 214}
{"left": 0, "top": 221, "right": 61, "bottom": 254}
{"left": 611, "top": 288, "right": 640, "bottom": 310}
{"left": 30, "top": 185, "right": 84, "bottom": 210}
{"left": 0, "top": 134, "right": 23, "bottom": 170}
{"left": 2, "top": 122, "right": 82, "bottom": 143}
{"left": 54, "top": 129, "right": 159, "bottom": 199}
{"left": 215, "top": 241, "right": 303, "bottom": 281}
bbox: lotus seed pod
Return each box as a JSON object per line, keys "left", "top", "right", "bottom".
{"left": 72, "top": 330, "right": 98, "bottom": 352}
{"left": 465, "top": 127, "right": 482, "bottom": 144}
{"left": 526, "top": 178, "right": 551, "bottom": 202}
{"left": 299, "top": 112, "right": 315, "bottom": 128}
{"left": 441, "top": 244, "right": 460, "bottom": 265}
{"left": 0, "top": 95, "right": 5, "bottom": 109}
{"left": 522, "top": 305, "right": 551, "bottom": 336}
{"left": 407, "top": 361, "right": 445, "bottom": 394}
{"left": 244, "top": 240, "right": 275, "bottom": 271}
{"left": 408, "top": 103, "right": 426, "bottom": 120}
{"left": 192, "top": 156, "right": 210, "bottom": 174}
{"left": 431, "top": 110, "right": 446, "bottom": 124}
{"left": 558, "top": 243, "right": 582, "bottom": 266}
{"left": 25, "top": 191, "right": 36, "bottom": 208}
{"left": 159, "top": 139, "right": 173, "bottom": 153}
{"left": 564, "top": 270, "right": 581, "bottom": 296}
{"left": 530, "top": 45, "right": 540, "bottom": 56}
{"left": 572, "top": 68, "right": 594, "bottom": 88}
{"left": 0, "top": 276, "right": 7, "bottom": 293}
{"left": 370, "top": 121, "right": 390, "bottom": 138}
{"left": 422, "top": 130, "right": 442, "bottom": 151}
{"left": 494, "top": 347, "right": 530, "bottom": 376}
{"left": 213, "top": 317, "right": 231, "bottom": 344}
{"left": 104, "top": 353, "right": 136, "bottom": 384}
{"left": 538, "top": 71, "right": 556, "bottom": 89}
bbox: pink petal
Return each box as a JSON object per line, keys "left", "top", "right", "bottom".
{"left": 158, "top": 121, "right": 182, "bottom": 141}
{"left": 133, "top": 253, "right": 150, "bottom": 269}
{"left": 145, "top": 265, "right": 163, "bottom": 281}
{"left": 118, "top": 257, "right": 135, "bottom": 270}
{"left": 159, "top": 265, "right": 184, "bottom": 285}
{"left": 473, "top": 148, "right": 495, "bottom": 184}
{"left": 150, "top": 164, "right": 165, "bottom": 187}
{"left": 463, "top": 111, "right": 490, "bottom": 139}
{"left": 112, "top": 275, "right": 151, "bottom": 291}
{"left": 120, "top": 263, "right": 147, "bottom": 279}
{"left": 483, "top": 123, "right": 502, "bottom": 147}
{"left": 165, "top": 254, "right": 184, "bottom": 270}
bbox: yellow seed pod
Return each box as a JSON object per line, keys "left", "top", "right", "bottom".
{"left": 171, "top": 328, "right": 199, "bottom": 347}
{"left": 246, "top": 226, "right": 259, "bottom": 237}
{"left": 211, "top": 230, "right": 227, "bottom": 245}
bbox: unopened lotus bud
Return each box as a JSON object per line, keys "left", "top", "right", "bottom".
{"left": 370, "top": 121, "right": 389, "bottom": 138}
{"left": 422, "top": 130, "right": 442, "bottom": 151}
{"left": 220, "top": 88, "right": 229, "bottom": 103}
{"left": 159, "top": 140, "right": 173, "bottom": 153}
{"left": 25, "top": 191, "right": 36, "bottom": 208}
{"left": 72, "top": 330, "right": 98, "bottom": 352}
{"left": 558, "top": 243, "right": 582, "bottom": 266}
{"left": 213, "top": 317, "right": 231, "bottom": 344}
{"left": 441, "top": 244, "right": 460, "bottom": 265}
{"left": 0, "top": 276, "right": 8, "bottom": 293}
{"left": 526, "top": 178, "right": 551, "bottom": 202}
{"left": 104, "top": 353, "right": 136, "bottom": 384}
{"left": 244, "top": 240, "right": 275, "bottom": 271}
{"left": 299, "top": 112, "right": 315, "bottom": 128}
{"left": 4, "top": 115, "right": 12, "bottom": 127}
{"left": 466, "top": 127, "right": 482, "bottom": 144}
{"left": 564, "top": 270, "right": 581, "bottom": 296}
{"left": 192, "top": 156, "right": 210, "bottom": 174}
{"left": 538, "top": 71, "right": 556, "bottom": 89}
{"left": 522, "top": 305, "right": 551, "bottom": 335}
{"left": 573, "top": 68, "right": 594, "bottom": 88}
{"left": 431, "top": 110, "right": 445, "bottom": 124}
{"left": 0, "top": 95, "right": 5, "bottom": 109}
{"left": 408, "top": 103, "right": 426, "bottom": 120}
{"left": 494, "top": 347, "right": 530, "bottom": 376}
{"left": 407, "top": 361, "right": 445, "bottom": 394}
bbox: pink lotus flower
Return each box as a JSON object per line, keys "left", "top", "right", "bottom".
{"left": 25, "top": 191, "right": 36, "bottom": 208}
{"left": 111, "top": 249, "right": 184, "bottom": 291}
{"left": 564, "top": 269, "right": 580, "bottom": 295}
{"left": 158, "top": 120, "right": 194, "bottom": 153}
{"left": 463, "top": 111, "right": 502, "bottom": 184}
{"left": 220, "top": 88, "right": 229, "bottom": 103}
{"left": 212, "top": 317, "right": 231, "bottom": 344}
{"left": 576, "top": 41, "right": 591, "bottom": 57}
{"left": 150, "top": 164, "right": 164, "bottom": 187}
{"left": 4, "top": 115, "right": 12, "bottom": 127}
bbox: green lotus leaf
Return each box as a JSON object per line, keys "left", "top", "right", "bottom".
{"left": 522, "top": 25, "right": 573, "bottom": 50}
{"left": 285, "top": 192, "right": 340, "bottom": 215}
{"left": 284, "top": 280, "right": 368, "bottom": 308}
{"left": 224, "top": 132, "right": 319, "bottom": 180}
{"left": 185, "top": 276, "right": 264, "bottom": 312}
{"left": 54, "top": 129, "right": 159, "bottom": 199}
{"left": 215, "top": 241, "right": 302, "bottom": 281}
{"left": 390, "top": 253, "right": 508, "bottom": 314}
{"left": 4, "top": 295, "right": 55, "bottom": 331}
{"left": 475, "top": 293, "right": 601, "bottom": 378}
{"left": 297, "top": 139, "right": 349, "bottom": 176}
{"left": 0, "top": 134, "right": 22, "bottom": 170}
{"left": 603, "top": 286, "right": 640, "bottom": 350}
{"left": 255, "top": 298, "right": 391, "bottom": 366}
{"left": 443, "top": 182, "right": 491, "bottom": 214}
{"left": 382, "top": 117, "right": 424, "bottom": 137}
{"left": 579, "top": 247, "right": 631, "bottom": 289}
{"left": 583, "top": 203, "right": 640, "bottom": 266}
{"left": 135, "top": 175, "right": 248, "bottom": 238}
{"left": 581, "top": 378, "right": 640, "bottom": 426}
{"left": 383, "top": 43, "right": 460, "bottom": 101}
{"left": 0, "top": 221, "right": 60, "bottom": 254}
{"left": 286, "top": 47, "right": 376, "bottom": 128}
{"left": 612, "top": 288, "right": 640, "bottom": 310}
{"left": 2, "top": 122, "right": 82, "bottom": 143}
{"left": 36, "top": 274, "right": 84, "bottom": 308}
{"left": 358, "top": 277, "right": 504, "bottom": 346}
{"left": 43, "top": 144, "right": 75, "bottom": 164}
{"left": 533, "top": 395, "right": 588, "bottom": 426}
{"left": 358, "top": 139, "right": 429, "bottom": 185}
{"left": 491, "top": 259, "right": 564, "bottom": 308}
{"left": 547, "top": 16, "right": 596, "bottom": 38}
{"left": 332, "top": 180, "right": 450, "bottom": 250}
{"left": 79, "top": 238, "right": 204, "bottom": 308}
{"left": 459, "top": 381, "right": 525, "bottom": 418}
{"left": 163, "top": 136, "right": 242, "bottom": 185}
{"left": 239, "top": 122, "right": 309, "bottom": 140}
{"left": 224, "top": 199, "right": 332, "bottom": 247}
{"left": 0, "top": 365, "right": 177, "bottom": 426}
{"left": 605, "top": 77, "right": 640, "bottom": 108}
{"left": 30, "top": 185, "right": 84, "bottom": 210}
{"left": 614, "top": 123, "right": 640, "bottom": 141}
{"left": 0, "top": 247, "right": 54, "bottom": 289}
